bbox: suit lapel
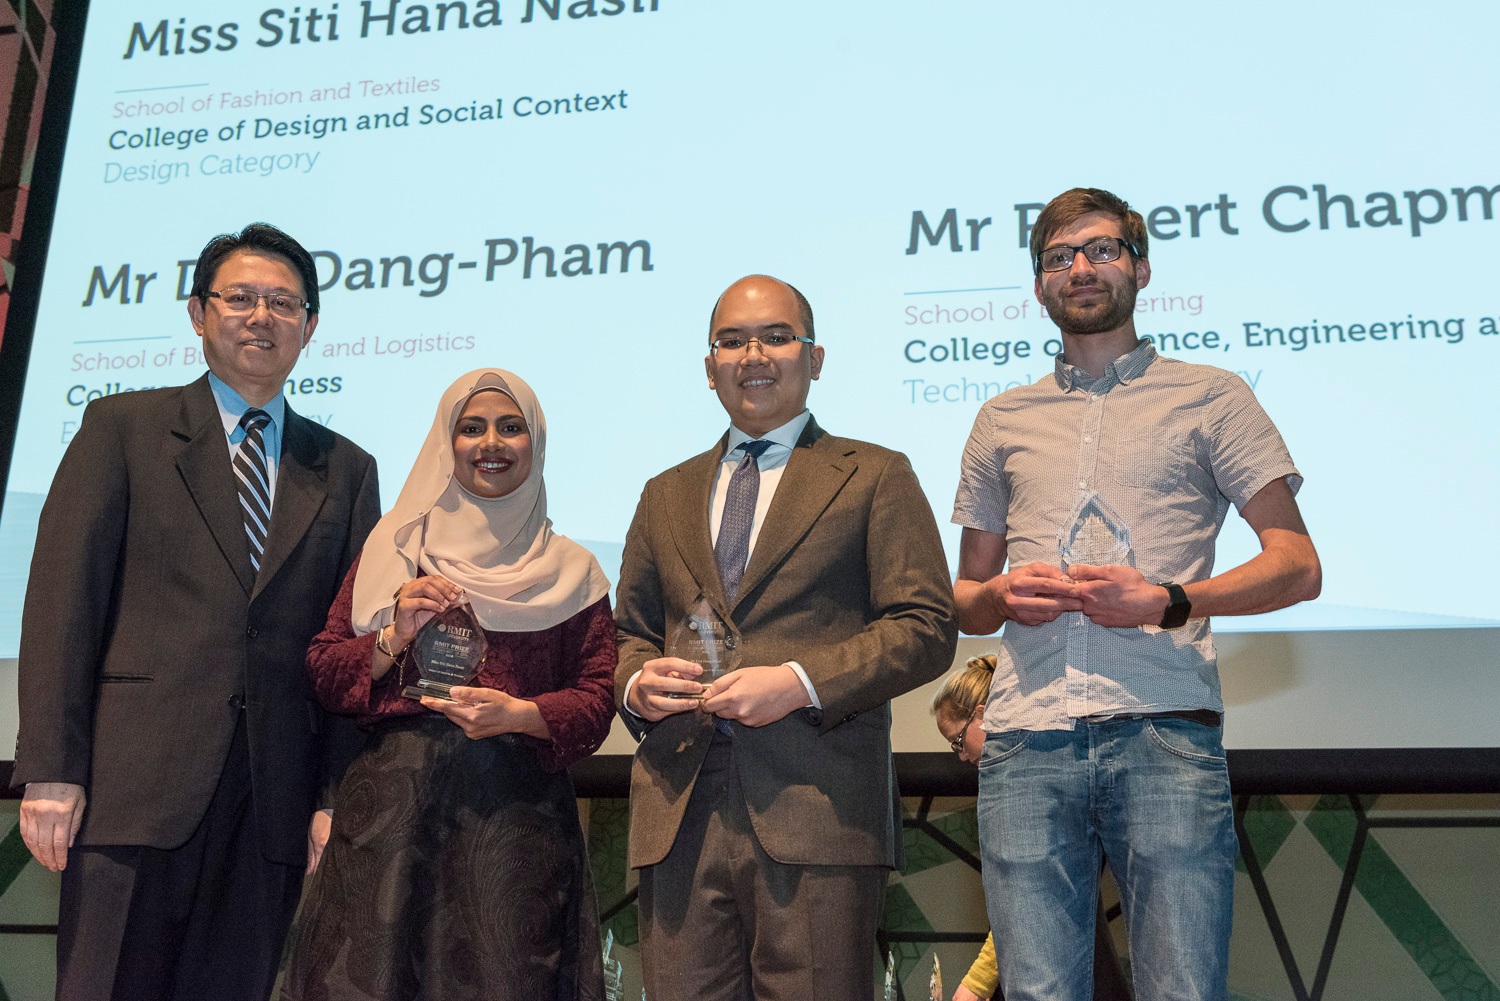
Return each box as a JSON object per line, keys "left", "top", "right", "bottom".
{"left": 173, "top": 376, "right": 255, "bottom": 596}
{"left": 252, "top": 405, "right": 328, "bottom": 601}
{"left": 735, "top": 417, "right": 854, "bottom": 609}
{"left": 665, "top": 438, "right": 733, "bottom": 623}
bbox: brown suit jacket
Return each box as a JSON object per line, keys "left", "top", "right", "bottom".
{"left": 614, "top": 416, "right": 957, "bottom": 869}
{"left": 12, "top": 375, "right": 380, "bottom": 865}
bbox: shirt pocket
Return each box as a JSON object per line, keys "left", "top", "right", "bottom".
{"left": 1108, "top": 426, "right": 1197, "bottom": 491}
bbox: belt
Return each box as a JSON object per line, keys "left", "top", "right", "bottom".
{"left": 1080, "top": 708, "right": 1221, "bottom": 727}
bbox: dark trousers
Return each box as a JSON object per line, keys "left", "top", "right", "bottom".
{"left": 638, "top": 736, "right": 887, "bottom": 1001}
{"left": 56, "top": 719, "right": 304, "bottom": 1001}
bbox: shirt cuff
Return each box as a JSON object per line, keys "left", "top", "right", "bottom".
{"left": 785, "top": 661, "right": 820, "bottom": 708}
{"left": 622, "top": 670, "right": 646, "bottom": 719}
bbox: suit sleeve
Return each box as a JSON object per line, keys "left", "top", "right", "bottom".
{"left": 795, "top": 452, "right": 958, "bottom": 731}
{"left": 316, "top": 452, "right": 381, "bottom": 806}
{"left": 612, "top": 482, "right": 665, "bottom": 740}
{"left": 340, "top": 454, "right": 381, "bottom": 581}
{"left": 12, "top": 401, "right": 131, "bottom": 788}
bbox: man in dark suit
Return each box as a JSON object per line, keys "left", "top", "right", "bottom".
{"left": 615, "top": 275, "right": 958, "bottom": 1000}
{"left": 12, "top": 223, "right": 380, "bottom": 1001}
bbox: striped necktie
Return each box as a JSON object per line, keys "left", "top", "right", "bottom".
{"left": 234, "top": 409, "right": 273, "bottom": 572}
{"left": 714, "top": 439, "right": 773, "bottom": 603}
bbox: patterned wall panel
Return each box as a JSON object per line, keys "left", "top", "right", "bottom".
{"left": 0, "top": 0, "right": 57, "bottom": 350}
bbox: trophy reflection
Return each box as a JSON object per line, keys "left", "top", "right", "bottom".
{"left": 665, "top": 599, "right": 739, "bottom": 699}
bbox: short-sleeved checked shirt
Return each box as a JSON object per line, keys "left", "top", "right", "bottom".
{"left": 952, "top": 340, "right": 1301, "bottom": 733}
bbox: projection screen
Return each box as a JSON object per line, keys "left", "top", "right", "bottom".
{"left": 0, "top": 1, "right": 1496, "bottom": 771}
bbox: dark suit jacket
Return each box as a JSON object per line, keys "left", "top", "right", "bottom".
{"left": 11, "top": 374, "right": 380, "bottom": 866}
{"left": 615, "top": 416, "right": 957, "bottom": 869}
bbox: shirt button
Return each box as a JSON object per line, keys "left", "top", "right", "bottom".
{"left": 1083, "top": 436, "right": 1093, "bottom": 444}
{"left": 1078, "top": 481, "right": 1087, "bottom": 489}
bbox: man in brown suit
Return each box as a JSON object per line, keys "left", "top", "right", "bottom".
{"left": 615, "top": 275, "right": 958, "bottom": 1000}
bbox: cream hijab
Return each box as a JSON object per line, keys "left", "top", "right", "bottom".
{"left": 351, "top": 369, "right": 610, "bottom": 634}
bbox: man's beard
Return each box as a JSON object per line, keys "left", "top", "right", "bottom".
{"left": 1043, "top": 276, "right": 1138, "bottom": 336}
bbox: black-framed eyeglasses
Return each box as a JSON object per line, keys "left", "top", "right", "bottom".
{"left": 946, "top": 704, "right": 982, "bottom": 754}
{"left": 1034, "top": 237, "right": 1139, "bottom": 274}
{"left": 207, "top": 287, "right": 308, "bottom": 318}
{"left": 710, "top": 332, "right": 814, "bottom": 357}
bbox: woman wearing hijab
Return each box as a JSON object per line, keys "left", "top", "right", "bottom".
{"left": 282, "top": 369, "right": 615, "bottom": 1001}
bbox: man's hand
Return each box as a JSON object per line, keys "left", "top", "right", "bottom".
{"left": 980, "top": 562, "right": 1082, "bottom": 626}
{"left": 306, "top": 808, "right": 333, "bottom": 875}
{"left": 1069, "top": 564, "right": 1170, "bottom": 627}
{"left": 953, "top": 986, "right": 989, "bottom": 1001}
{"left": 700, "top": 665, "right": 810, "bottom": 728}
{"left": 19, "top": 782, "right": 87, "bottom": 872}
{"left": 627, "top": 657, "right": 706, "bottom": 722}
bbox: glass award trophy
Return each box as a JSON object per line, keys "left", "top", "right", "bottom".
{"left": 929, "top": 954, "right": 943, "bottom": 1001}
{"left": 883, "top": 951, "right": 897, "bottom": 1001}
{"left": 1058, "top": 491, "right": 1134, "bottom": 575}
{"left": 665, "top": 598, "right": 739, "bottom": 698}
{"left": 401, "top": 599, "right": 486, "bottom": 702}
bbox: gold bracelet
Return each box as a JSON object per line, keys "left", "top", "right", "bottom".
{"left": 375, "top": 624, "right": 397, "bottom": 658}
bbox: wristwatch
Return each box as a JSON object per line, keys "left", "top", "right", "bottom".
{"left": 1157, "top": 582, "right": 1191, "bottom": 629}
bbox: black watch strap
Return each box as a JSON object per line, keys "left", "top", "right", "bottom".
{"left": 1157, "top": 582, "right": 1191, "bottom": 629}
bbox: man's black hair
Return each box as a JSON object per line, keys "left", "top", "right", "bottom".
{"left": 190, "top": 223, "right": 321, "bottom": 314}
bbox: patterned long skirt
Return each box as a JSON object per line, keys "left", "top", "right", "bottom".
{"left": 282, "top": 714, "right": 604, "bottom": 1001}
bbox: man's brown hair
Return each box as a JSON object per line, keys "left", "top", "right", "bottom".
{"left": 1030, "top": 188, "right": 1148, "bottom": 275}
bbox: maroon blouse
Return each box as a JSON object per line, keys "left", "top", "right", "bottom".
{"left": 306, "top": 556, "right": 617, "bottom": 772}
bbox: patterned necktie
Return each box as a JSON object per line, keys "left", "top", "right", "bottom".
{"left": 714, "top": 439, "right": 773, "bottom": 603}
{"left": 234, "top": 409, "right": 273, "bottom": 572}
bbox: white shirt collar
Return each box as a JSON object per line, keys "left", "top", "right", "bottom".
{"left": 724, "top": 410, "right": 811, "bottom": 458}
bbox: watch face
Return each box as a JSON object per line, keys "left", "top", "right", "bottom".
{"left": 1159, "top": 583, "right": 1191, "bottom": 629}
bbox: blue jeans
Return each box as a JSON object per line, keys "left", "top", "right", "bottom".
{"left": 977, "top": 717, "right": 1237, "bottom": 1001}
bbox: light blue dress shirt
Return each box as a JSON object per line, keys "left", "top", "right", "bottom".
{"left": 207, "top": 371, "right": 285, "bottom": 511}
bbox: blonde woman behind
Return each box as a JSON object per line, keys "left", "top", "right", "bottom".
{"left": 932, "top": 656, "right": 1131, "bottom": 1001}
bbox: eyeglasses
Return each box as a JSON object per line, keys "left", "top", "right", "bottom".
{"left": 1034, "top": 237, "right": 1139, "bottom": 274}
{"left": 946, "top": 723, "right": 970, "bottom": 754}
{"left": 710, "top": 332, "right": 814, "bottom": 357}
{"left": 207, "top": 287, "right": 308, "bottom": 318}
{"left": 946, "top": 704, "right": 982, "bottom": 754}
